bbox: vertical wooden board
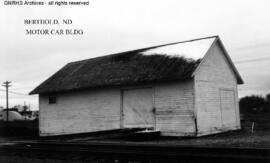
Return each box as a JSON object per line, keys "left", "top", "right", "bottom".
{"left": 220, "top": 89, "right": 237, "bottom": 126}
{"left": 122, "top": 88, "right": 154, "bottom": 128}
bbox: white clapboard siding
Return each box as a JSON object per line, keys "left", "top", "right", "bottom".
{"left": 195, "top": 42, "right": 240, "bottom": 136}
{"left": 39, "top": 40, "right": 241, "bottom": 137}
{"left": 154, "top": 81, "right": 196, "bottom": 136}
{"left": 39, "top": 89, "right": 121, "bottom": 136}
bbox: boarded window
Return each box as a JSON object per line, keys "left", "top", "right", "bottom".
{"left": 48, "top": 96, "right": 57, "bottom": 104}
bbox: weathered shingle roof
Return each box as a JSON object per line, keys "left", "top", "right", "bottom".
{"left": 30, "top": 36, "right": 242, "bottom": 95}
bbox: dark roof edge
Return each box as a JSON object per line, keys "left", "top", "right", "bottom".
{"left": 29, "top": 63, "right": 70, "bottom": 95}
{"left": 31, "top": 78, "right": 194, "bottom": 95}
{"left": 216, "top": 38, "right": 244, "bottom": 84}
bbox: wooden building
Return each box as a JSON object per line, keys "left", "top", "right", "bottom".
{"left": 30, "top": 36, "right": 244, "bottom": 137}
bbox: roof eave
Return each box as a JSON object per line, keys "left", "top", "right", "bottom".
{"left": 216, "top": 38, "right": 244, "bottom": 84}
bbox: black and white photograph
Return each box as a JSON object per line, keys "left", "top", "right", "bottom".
{"left": 0, "top": 0, "right": 269, "bottom": 162}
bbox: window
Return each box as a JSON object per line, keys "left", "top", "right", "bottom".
{"left": 48, "top": 96, "right": 57, "bottom": 104}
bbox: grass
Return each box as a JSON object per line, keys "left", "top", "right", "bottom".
{"left": 0, "top": 114, "right": 269, "bottom": 148}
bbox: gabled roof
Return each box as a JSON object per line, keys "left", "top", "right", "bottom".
{"left": 29, "top": 36, "right": 243, "bottom": 95}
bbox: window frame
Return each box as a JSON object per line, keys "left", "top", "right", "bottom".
{"left": 48, "top": 96, "right": 57, "bottom": 104}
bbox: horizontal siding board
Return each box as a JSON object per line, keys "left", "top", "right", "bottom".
{"left": 156, "top": 116, "right": 195, "bottom": 123}
{"left": 156, "top": 109, "right": 194, "bottom": 115}
{"left": 154, "top": 81, "right": 196, "bottom": 135}
{"left": 39, "top": 89, "right": 121, "bottom": 136}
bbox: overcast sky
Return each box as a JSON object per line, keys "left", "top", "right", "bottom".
{"left": 0, "top": 0, "right": 270, "bottom": 110}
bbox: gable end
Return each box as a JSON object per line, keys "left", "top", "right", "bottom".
{"left": 192, "top": 37, "right": 244, "bottom": 84}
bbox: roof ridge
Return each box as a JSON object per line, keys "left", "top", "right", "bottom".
{"left": 68, "top": 35, "right": 219, "bottom": 65}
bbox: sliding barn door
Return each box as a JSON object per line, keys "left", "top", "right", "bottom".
{"left": 122, "top": 88, "right": 154, "bottom": 128}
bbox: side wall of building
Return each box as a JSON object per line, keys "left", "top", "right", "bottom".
{"left": 39, "top": 89, "right": 121, "bottom": 136}
{"left": 154, "top": 81, "right": 196, "bottom": 136}
{"left": 194, "top": 42, "right": 241, "bottom": 136}
{"left": 39, "top": 80, "right": 196, "bottom": 136}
